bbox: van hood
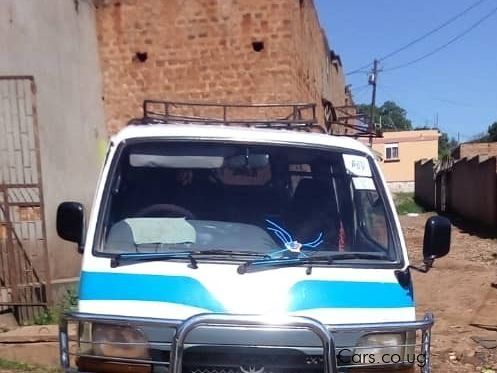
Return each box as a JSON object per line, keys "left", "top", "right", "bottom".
{"left": 78, "top": 262, "right": 415, "bottom": 324}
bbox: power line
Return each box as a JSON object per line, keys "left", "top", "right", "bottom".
{"left": 352, "top": 84, "right": 370, "bottom": 96}
{"left": 346, "top": 65, "right": 372, "bottom": 76}
{"left": 345, "top": 0, "right": 490, "bottom": 75}
{"left": 384, "top": 4, "right": 497, "bottom": 72}
{"left": 379, "top": 0, "right": 490, "bottom": 62}
{"left": 379, "top": 83, "right": 487, "bottom": 113}
{"left": 380, "top": 82, "right": 487, "bottom": 107}
{"left": 352, "top": 89, "right": 371, "bottom": 104}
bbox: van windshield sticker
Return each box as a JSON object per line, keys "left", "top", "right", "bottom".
{"left": 343, "top": 154, "right": 372, "bottom": 177}
{"left": 352, "top": 177, "right": 376, "bottom": 191}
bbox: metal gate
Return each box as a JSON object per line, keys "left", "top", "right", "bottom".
{"left": 0, "top": 76, "right": 50, "bottom": 324}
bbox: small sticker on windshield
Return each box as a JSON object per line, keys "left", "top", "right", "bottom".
{"left": 353, "top": 177, "right": 376, "bottom": 191}
{"left": 343, "top": 154, "right": 372, "bottom": 177}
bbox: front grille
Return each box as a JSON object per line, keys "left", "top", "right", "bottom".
{"left": 189, "top": 369, "right": 239, "bottom": 373}
{"left": 186, "top": 367, "right": 323, "bottom": 373}
{"left": 183, "top": 347, "right": 323, "bottom": 373}
{"left": 187, "top": 368, "right": 323, "bottom": 373}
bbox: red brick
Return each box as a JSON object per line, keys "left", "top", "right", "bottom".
{"left": 95, "top": 0, "right": 352, "bottom": 134}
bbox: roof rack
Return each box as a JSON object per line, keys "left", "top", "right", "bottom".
{"left": 130, "top": 100, "right": 382, "bottom": 141}
{"left": 130, "top": 100, "right": 326, "bottom": 133}
{"left": 331, "top": 105, "right": 381, "bottom": 138}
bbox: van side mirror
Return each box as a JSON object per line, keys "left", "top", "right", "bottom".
{"left": 57, "top": 202, "right": 85, "bottom": 253}
{"left": 423, "top": 216, "right": 451, "bottom": 261}
{"left": 409, "top": 216, "right": 451, "bottom": 273}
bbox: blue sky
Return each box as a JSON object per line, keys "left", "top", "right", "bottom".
{"left": 315, "top": 0, "right": 497, "bottom": 141}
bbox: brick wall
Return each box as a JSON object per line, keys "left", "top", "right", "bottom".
{"left": 288, "top": 1, "right": 349, "bottom": 133}
{"left": 453, "top": 142, "right": 497, "bottom": 159}
{"left": 94, "top": 0, "right": 350, "bottom": 133}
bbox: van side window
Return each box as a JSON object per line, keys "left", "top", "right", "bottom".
{"left": 355, "top": 189, "right": 390, "bottom": 251}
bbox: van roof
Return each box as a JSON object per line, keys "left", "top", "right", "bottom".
{"left": 112, "top": 123, "right": 373, "bottom": 156}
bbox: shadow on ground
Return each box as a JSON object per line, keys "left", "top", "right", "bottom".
{"left": 438, "top": 212, "right": 497, "bottom": 240}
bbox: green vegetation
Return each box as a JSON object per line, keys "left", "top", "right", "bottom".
{"left": 394, "top": 193, "right": 425, "bottom": 215}
{"left": 472, "top": 121, "right": 497, "bottom": 143}
{"left": 33, "top": 286, "right": 78, "bottom": 326}
{"left": 0, "top": 358, "right": 59, "bottom": 372}
{"left": 416, "top": 126, "right": 458, "bottom": 159}
{"left": 438, "top": 131, "right": 459, "bottom": 159}
{"left": 357, "top": 100, "right": 460, "bottom": 159}
{"left": 357, "top": 101, "right": 412, "bottom": 131}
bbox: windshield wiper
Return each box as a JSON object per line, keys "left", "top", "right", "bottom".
{"left": 110, "top": 250, "right": 270, "bottom": 268}
{"left": 237, "top": 252, "right": 392, "bottom": 274}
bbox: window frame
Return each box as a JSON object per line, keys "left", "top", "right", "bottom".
{"left": 91, "top": 138, "right": 405, "bottom": 270}
{"left": 384, "top": 142, "right": 400, "bottom": 162}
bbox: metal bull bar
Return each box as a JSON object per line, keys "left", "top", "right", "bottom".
{"left": 169, "top": 313, "right": 338, "bottom": 373}
{"left": 60, "top": 311, "right": 435, "bottom": 373}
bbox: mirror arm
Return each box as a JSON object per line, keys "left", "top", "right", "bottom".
{"left": 77, "top": 221, "right": 85, "bottom": 254}
{"left": 408, "top": 256, "right": 435, "bottom": 273}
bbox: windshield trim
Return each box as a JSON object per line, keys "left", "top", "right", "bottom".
{"left": 110, "top": 250, "right": 271, "bottom": 268}
{"left": 92, "top": 137, "right": 404, "bottom": 269}
{"left": 237, "top": 252, "right": 395, "bottom": 274}
{"left": 366, "top": 154, "right": 404, "bottom": 267}
{"left": 110, "top": 257, "right": 403, "bottom": 272}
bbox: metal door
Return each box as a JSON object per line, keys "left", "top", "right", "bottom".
{"left": 0, "top": 76, "right": 50, "bottom": 324}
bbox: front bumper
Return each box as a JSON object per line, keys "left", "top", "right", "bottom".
{"left": 60, "top": 312, "right": 433, "bottom": 373}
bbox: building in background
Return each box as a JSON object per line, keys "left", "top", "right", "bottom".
{"left": 0, "top": 0, "right": 106, "bottom": 322}
{"left": 94, "top": 0, "right": 353, "bottom": 134}
{"left": 367, "top": 130, "right": 440, "bottom": 192}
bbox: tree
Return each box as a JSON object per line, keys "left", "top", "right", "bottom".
{"left": 471, "top": 121, "right": 497, "bottom": 142}
{"left": 487, "top": 121, "right": 497, "bottom": 141}
{"left": 356, "top": 101, "right": 412, "bottom": 131}
{"left": 438, "top": 131, "right": 458, "bottom": 159}
{"left": 414, "top": 126, "right": 458, "bottom": 159}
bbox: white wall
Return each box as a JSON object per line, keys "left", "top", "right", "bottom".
{"left": 0, "top": 0, "right": 106, "bottom": 280}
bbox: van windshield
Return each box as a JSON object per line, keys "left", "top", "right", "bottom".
{"left": 97, "top": 141, "right": 398, "bottom": 263}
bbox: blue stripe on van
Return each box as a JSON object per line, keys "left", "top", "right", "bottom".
{"left": 79, "top": 272, "right": 414, "bottom": 311}
{"left": 287, "top": 280, "right": 414, "bottom": 310}
{"left": 79, "top": 271, "right": 226, "bottom": 312}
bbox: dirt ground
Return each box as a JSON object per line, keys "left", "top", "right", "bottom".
{"left": 402, "top": 213, "right": 497, "bottom": 372}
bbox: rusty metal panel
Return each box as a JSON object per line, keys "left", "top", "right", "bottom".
{"left": 0, "top": 76, "right": 49, "bottom": 324}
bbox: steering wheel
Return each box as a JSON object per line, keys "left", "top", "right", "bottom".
{"left": 134, "top": 204, "right": 195, "bottom": 219}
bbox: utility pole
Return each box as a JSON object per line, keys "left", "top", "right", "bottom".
{"left": 368, "top": 59, "right": 379, "bottom": 146}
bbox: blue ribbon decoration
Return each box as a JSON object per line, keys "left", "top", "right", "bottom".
{"left": 265, "top": 219, "right": 324, "bottom": 258}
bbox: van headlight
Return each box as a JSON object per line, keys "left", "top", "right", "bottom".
{"left": 79, "top": 322, "right": 150, "bottom": 359}
{"left": 352, "top": 332, "right": 415, "bottom": 365}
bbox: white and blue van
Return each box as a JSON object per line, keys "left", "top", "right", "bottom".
{"left": 57, "top": 101, "right": 450, "bottom": 373}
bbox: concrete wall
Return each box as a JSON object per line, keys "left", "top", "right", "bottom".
{"left": 414, "top": 159, "right": 436, "bottom": 209}
{"left": 387, "top": 181, "right": 414, "bottom": 194}
{"left": 448, "top": 156, "right": 497, "bottom": 227}
{"left": 414, "top": 156, "right": 497, "bottom": 227}
{"left": 94, "top": 0, "right": 350, "bottom": 133}
{"left": 369, "top": 130, "right": 439, "bottom": 183}
{"left": 0, "top": 0, "right": 107, "bottom": 280}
